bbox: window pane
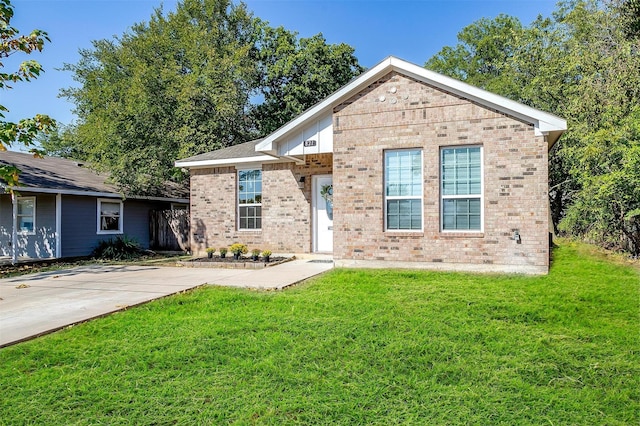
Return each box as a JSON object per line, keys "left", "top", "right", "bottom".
{"left": 442, "top": 198, "right": 481, "bottom": 230}
{"left": 238, "top": 170, "right": 262, "bottom": 229}
{"left": 387, "top": 199, "right": 421, "bottom": 230}
{"left": 388, "top": 200, "right": 399, "bottom": 214}
{"left": 399, "top": 200, "right": 411, "bottom": 214}
{"left": 386, "top": 150, "right": 421, "bottom": 198}
{"left": 385, "top": 150, "right": 422, "bottom": 230}
{"left": 456, "top": 148, "right": 468, "bottom": 163}
{"left": 400, "top": 215, "right": 412, "bottom": 229}
{"left": 387, "top": 214, "right": 399, "bottom": 229}
{"left": 19, "top": 217, "right": 34, "bottom": 232}
{"left": 18, "top": 199, "right": 34, "bottom": 215}
{"left": 101, "top": 216, "right": 120, "bottom": 231}
{"left": 469, "top": 199, "right": 481, "bottom": 214}
{"left": 469, "top": 215, "right": 481, "bottom": 229}
{"left": 101, "top": 202, "right": 120, "bottom": 216}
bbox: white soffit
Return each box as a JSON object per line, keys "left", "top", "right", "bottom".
{"left": 255, "top": 56, "right": 567, "bottom": 153}
{"left": 174, "top": 155, "right": 280, "bottom": 169}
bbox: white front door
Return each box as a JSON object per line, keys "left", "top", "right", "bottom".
{"left": 313, "top": 175, "right": 333, "bottom": 253}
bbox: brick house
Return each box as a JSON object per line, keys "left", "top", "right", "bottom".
{"left": 176, "top": 57, "right": 566, "bottom": 274}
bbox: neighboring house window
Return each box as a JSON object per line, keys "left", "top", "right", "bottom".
{"left": 441, "top": 146, "right": 483, "bottom": 231}
{"left": 384, "top": 149, "right": 423, "bottom": 231}
{"left": 238, "top": 169, "right": 262, "bottom": 230}
{"left": 17, "top": 197, "right": 36, "bottom": 234}
{"left": 97, "top": 199, "right": 123, "bottom": 234}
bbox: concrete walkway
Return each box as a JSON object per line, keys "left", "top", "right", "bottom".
{"left": 0, "top": 259, "right": 333, "bottom": 348}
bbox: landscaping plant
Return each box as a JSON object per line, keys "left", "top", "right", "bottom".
{"left": 229, "top": 243, "right": 248, "bottom": 259}
{"left": 92, "top": 235, "right": 142, "bottom": 260}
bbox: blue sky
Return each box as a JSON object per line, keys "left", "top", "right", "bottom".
{"left": 2, "top": 0, "right": 557, "bottom": 131}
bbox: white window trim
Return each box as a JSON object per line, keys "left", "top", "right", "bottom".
{"left": 237, "top": 168, "right": 262, "bottom": 231}
{"left": 440, "top": 145, "right": 484, "bottom": 233}
{"left": 97, "top": 198, "right": 124, "bottom": 235}
{"left": 17, "top": 196, "right": 36, "bottom": 235}
{"left": 384, "top": 148, "right": 424, "bottom": 232}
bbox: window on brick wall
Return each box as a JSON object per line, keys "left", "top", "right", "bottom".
{"left": 238, "top": 169, "right": 262, "bottom": 230}
{"left": 441, "top": 146, "right": 483, "bottom": 231}
{"left": 384, "top": 149, "right": 423, "bottom": 231}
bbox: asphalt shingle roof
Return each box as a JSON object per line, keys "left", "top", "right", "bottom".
{"left": 0, "top": 151, "right": 188, "bottom": 200}
{"left": 177, "top": 139, "right": 265, "bottom": 163}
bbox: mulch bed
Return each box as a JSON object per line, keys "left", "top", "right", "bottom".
{"left": 180, "top": 256, "right": 292, "bottom": 269}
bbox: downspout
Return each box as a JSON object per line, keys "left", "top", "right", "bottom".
{"left": 11, "top": 191, "right": 17, "bottom": 265}
{"left": 55, "top": 193, "right": 61, "bottom": 258}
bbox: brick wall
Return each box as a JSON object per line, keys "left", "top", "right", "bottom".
{"left": 189, "top": 154, "right": 332, "bottom": 256}
{"left": 332, "top": 72, "right": 550, "bottom": 273}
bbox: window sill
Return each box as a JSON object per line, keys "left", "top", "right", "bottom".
{"left": 384, "top": 231, "right": 425, "bottom": 237}
{"left": 439, "top": 232, "right": 485, "bottom": 238}
{"left": 237, "top": 229, "right": 262, "bottom": 233}
{"left": 97, "top": 231, "right": 124, "bottom": 235}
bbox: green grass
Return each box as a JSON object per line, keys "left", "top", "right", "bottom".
{"left": 1, "top": 241, "right": 638, "bottom": 425}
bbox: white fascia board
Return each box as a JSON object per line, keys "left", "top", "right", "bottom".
{"left": 174, "top": 154, "right": 281, "bottom": 169}
{"left": 255, "top": 56, "right": 567, "bottom": 154}
{"left": 7, "top": 186, "right": 188, "bottom": 204}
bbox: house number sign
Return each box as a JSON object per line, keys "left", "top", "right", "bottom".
{"left": 303, "top": 139, "right": 317, "bottom": 147}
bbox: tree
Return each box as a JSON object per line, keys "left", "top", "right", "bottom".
{"left": 59, "top": 0, "right": 363, "bottom": 196}
{"left": 425, "top": 0, "right": 640, "bottom": 255}
{"left": 252, "top": 27, "right": 363, "bottom": 134}
{"left": 426, "top": 14, "right": 525, "bottom": 102}
{"left": 61, "top": 0, "right": 261, "bottom": 195}
{"left": 0, "top": 0, "right": 55, "bottom": 186}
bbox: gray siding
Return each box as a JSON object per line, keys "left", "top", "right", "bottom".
{"left": 123, "top": 199, "right": 171, "bottom": 248}
{"left": 61, "top": 195, "right": 173, "bottom": 257}
{"left": 60, "top": 195, "right": 100, "bottom": 257}
{"left": 0, "top": 192, "right": 56, "bottom": 258}
{"left": 0, "top": 193, "right": 176, "bottom": 259}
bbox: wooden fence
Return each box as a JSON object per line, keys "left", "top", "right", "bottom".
{"left": 150, "top": 209, "right": 190, "bottom": 251}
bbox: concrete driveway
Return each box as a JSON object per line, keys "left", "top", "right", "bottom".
{"left": 0, "top": 259, "right": 333, "bottom": 347}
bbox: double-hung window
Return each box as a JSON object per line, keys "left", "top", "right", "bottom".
{"left": 17, "top": 197, "right": 36, "bottom": 234}
{"left": 238, "top": 169, "right": 262, "bottom": 230}
{"left": 97, "top": 199, "right": 123, "bottom": 234}
{"left": 385, "top": 149, "right": 423, "bottom": 231}
{"left": 441, "top": 146, "right": 482, "bottom": 231}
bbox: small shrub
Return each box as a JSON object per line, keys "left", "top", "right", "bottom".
{"left": 229, "top": 243, "right": 248, "bottom": 256}
{"left": 219, "top": 247, "right": 227, "bottom": 258}
{"left": 251, "top": 249, "right": 261, "bottom": 256}
{"left": 93, "top": 235, "right": 142, "bottom": 260}
{"left": 261, "top": 250, "right": 272, "bottom": 258}
{"left": 206, "top": 247, "right": 216, "bottom": 254}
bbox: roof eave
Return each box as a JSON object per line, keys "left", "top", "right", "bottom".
{"left": 175, "top": 154, "right": 283, "bottom": 169}
{"left": 3, "top": 185, "right": 189, "bottom": 203}
{"left": 255, "top": 56, "right": 568, "bottom": 153}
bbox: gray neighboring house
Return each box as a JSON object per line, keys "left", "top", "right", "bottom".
{"left": 0, "top": 151, "right": 188, "bottom": 261}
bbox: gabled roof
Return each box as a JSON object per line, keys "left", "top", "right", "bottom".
{"left": 256, "top": 56, "right": 566, "bottom": 154}
{"left": 0, "top": 151, "right": 188, "bottom": 202}
{"left": 175, "top": 139, "right": 280, "bottom": 168}
{"left": 176, "top": 56, "right": 567, "bottom": 168}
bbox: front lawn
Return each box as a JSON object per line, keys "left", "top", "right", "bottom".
{"left": 1, "top": 241, "right": 638, "bottom": 424}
